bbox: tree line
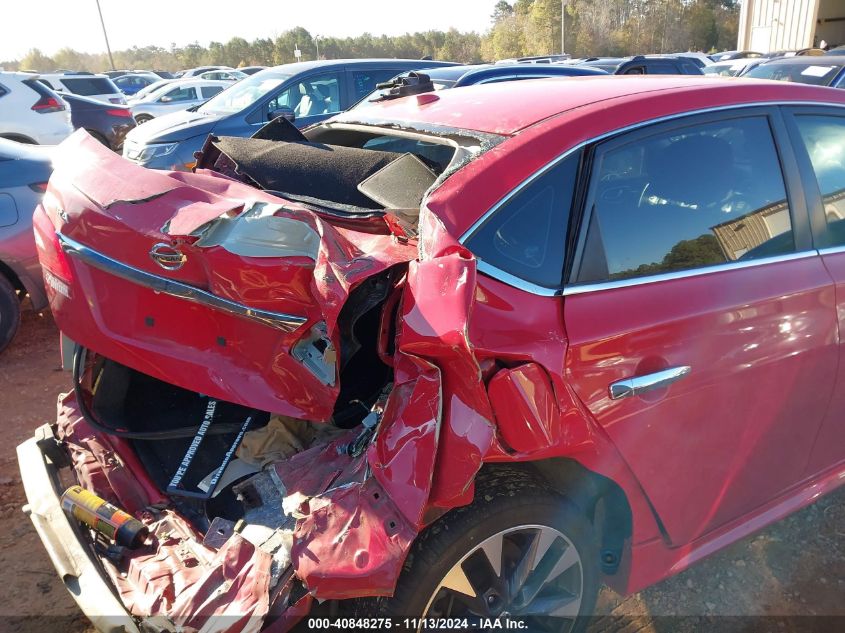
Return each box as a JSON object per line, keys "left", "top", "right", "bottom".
{"left": 2, "top": 0, "right": 739, "bottom": 73}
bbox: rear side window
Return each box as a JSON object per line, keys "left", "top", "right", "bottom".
{"left": 465, "top": 150, "right": 581, "bottom": 288}
{"left": 0, "top": 84, "right": 7, "bottom": 98}
{"left": 201, "top": 86, "right": 224, "bottom": 99}
{"left": 646, "top": 62, "right": 679, "bottom": 74}
{"left": 352, "top": 69, "right": 401, "bottom": 100}
{"left": 59, "top": 77, "right": 117, "bottom": 96}
{"left": 164, "top": 86, "right": 197, "bottom": 102}
{"left": 793, "top": 115, "right": 845, "bottom": 246}
{"left": 577, "top": 116, "right": 794, "bottom": 283}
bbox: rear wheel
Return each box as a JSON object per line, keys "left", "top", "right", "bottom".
{"left": 360, "top": 467, "right": 600, "bottom": 632}
{"left": 0, "top": 274, "right": 21, "bottom": 353}
{"left": 85, "top": 130, "right": 110, "bottom": 148}
{"left": 134, "top": 114, "right": 153, "bottom": 124}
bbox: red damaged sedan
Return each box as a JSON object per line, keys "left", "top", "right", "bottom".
{"left": 18, "top": 76, "right": 845, "bottom": 631}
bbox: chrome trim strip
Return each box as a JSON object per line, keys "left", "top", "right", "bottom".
{"left": 609, "top": 366, "right": 691, "bottom": 400}
{"left": 59, "top": 234, "right": 308, "bottom": 333}
{"left": 476, "top": 260, "right": 561, "bottom": 296}
{"left": 563, "top": 251, "right": 817, "bottom": 297}
{"left": 460, "top": 100, "right": 845, "bottom": 296}
{"left": 818, "top": 245, "right": 845, "bottom": 256}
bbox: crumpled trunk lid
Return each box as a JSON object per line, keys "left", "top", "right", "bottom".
{"left": 38, "top": 131, "right": 416, "bottom": 419}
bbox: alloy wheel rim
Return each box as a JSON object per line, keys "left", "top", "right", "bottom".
{"left": 421, "top": 524, "right": 584, "bottom": 632}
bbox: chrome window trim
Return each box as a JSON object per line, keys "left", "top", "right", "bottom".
{"left": 562, "top": 251, "right": 817, "bottom": 297}
{"left": 58, "top": 234, "right": 308, "bottom": 333}
{"left": 476, "top": 260, "right": 561, "bottom": 296}
{"left": 818, "top": 245, "right": 845, "bottom": 256}
{"left": 460, "top": 100, "right": 845, "bottom": 296}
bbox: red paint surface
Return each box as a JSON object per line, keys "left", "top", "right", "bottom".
{"left": 35, "top": 78, "right": 845, "bottom": 624}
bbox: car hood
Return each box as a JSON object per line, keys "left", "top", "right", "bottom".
{"left": 126, "top": 108, "right": 225, "bottom": 143}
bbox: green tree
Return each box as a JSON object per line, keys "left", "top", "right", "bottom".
{"left": 20, "top": 48, "right": 54, "bottom": 72}
{"left": 492, "top": 1, "right": 514, "bottom": 23}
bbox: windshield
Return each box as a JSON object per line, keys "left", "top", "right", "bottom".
{"left": 141, "top": 81, "right": 186, "bottom": 102}
{"left": 703, "top": 62, "right": 747, "bottom": 77}
{"left": 198, "top": 73, "right": 289, "bottom": 114}
{"left": 745, "top": 63, "right": 843, "bottom": 86}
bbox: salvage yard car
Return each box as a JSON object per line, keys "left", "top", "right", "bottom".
{"left": 18, "top": 75, "right": 845, "bottom": 632}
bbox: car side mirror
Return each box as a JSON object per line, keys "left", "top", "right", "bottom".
{"left": 159, "top": 95, "right": 172, "bottom": 103}
{"left": 270, "top": 106, "right": 295, "bottom": 122}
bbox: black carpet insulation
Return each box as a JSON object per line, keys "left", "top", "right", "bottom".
{"left": 213, "top": 137, "right": 400, "bottom": 209}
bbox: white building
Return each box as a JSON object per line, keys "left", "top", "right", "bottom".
{"left": 738, "top": 0, "right": 845, "bottom": 52}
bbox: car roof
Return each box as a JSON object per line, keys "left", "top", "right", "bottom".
{"left": 758, "top": 55, "right": 845, "bottom": 65}
{"left": 263, "top": 58, "right": 453, "bottom": 75}
{"left": 335, "top": 75, "right": 845, "bottom": 136}
{"left": 40, "top": 72, "right": 111, "bottom": 78}
{"left": 420, "top": 65, "right": 492, "bottom": 81}
{"left": 159, "top": 78, "right": 230, "bottom": 88}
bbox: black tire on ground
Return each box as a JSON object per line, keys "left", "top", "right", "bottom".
{"left": 134, "top": 114, "right": 154, "bottom": 124}
{"left": 0, "top": 274, "right": 21, "bottom": 353}
{"left": 357, "top": 466, "right": 600, "bottom": 633}
{"left": 85, "top": 130, "right": 110, "bottom": 148}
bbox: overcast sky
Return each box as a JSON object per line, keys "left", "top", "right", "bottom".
{"left": 2, "top": 0, "right": 499, "bottom": 60}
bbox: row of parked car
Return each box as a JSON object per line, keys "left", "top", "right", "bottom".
{"left": 2, "top": 48, "right": 845, "bottom": 352}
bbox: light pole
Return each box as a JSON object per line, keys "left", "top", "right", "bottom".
{"left": 314, "top": 35, "right": 321, "bottom": 60}
{"left": 95, "top": 0, "right": 116, "bottom": 71}
{"left": 561, "top": 0, "right": 567, "bottom": 55}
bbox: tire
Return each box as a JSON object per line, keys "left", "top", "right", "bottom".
{"left": 0, "top": 274, "right": 21, "bottom": 353}
{"left": 85, "top": 130, "right": 110, "bottom": 148}
{"left": 134, "top": 114, "right": 153, "bottom": 124}
{"left": 358, "top": 466, "right": 600, "bottom": 633}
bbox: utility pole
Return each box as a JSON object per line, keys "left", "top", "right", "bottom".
{"left": 95, "top": 0, "right": 116, "bottom": 71}
{"left": 561, "top": 0, "right": 566, "bottom": 55}
{"left": 315, "top": 35, "right": 320, "bottom": 60}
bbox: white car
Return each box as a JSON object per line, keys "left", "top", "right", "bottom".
{"left": 179, "top": 65, "right": 233, "bottom": 78}
{"left": 197, "top": 69, "right": 247, "bottom": 81}
{"left": 127, "top": 79, "right": 175, "bottom": 104}
{"left": 702, "top": 58, "right": 762, "bottom": 77}
{"left": 37, "top": 73, "right": 125, "bottom": 105}
{"left": 0, "top": 72, "right": 73, "bottom": 145}
{"left": 130, "top": 79, "right": 230, "bottom": 124}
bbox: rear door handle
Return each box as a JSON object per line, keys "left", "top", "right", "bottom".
{"left": 609, "top": 366, "right": 691, "bottom": 400}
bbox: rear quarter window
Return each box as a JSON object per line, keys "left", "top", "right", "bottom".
{"left": 201, "top": 86, "right": 224, "bottom": 99}
{"left": 465, "top": 150, "right": 581, "bottom": 288}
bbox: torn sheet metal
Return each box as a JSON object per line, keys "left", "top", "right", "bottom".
{"left": 57, "top": 393, "right": 272, "bottom": 632}
{"left": 272, "top": 431, "right": 416, "bottom": 600}
{"left": 275, "top": 216, "right": 497, "bottom": 599}
{"left": 57, "top": 392, "right": 166, "bottom": 514}
{"left": 45, "top": 132, "right": 418, "bottom": 420}
{"left": 487, "top": 363, "right": 561, "bottom": 453}
{"left": 193, "top": 202, "right": 321, "bottom": 259}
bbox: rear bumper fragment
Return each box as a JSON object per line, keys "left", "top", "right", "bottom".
{"left": 17, "top": 425, "right": 140, "bottom": 633}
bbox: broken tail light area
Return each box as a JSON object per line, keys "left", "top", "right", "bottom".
{"left": 32, "top": 204, "right": 74, "bottom": 302}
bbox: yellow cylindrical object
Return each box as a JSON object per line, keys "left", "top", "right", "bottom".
{"left": 61, "top": 485, "right": 149, "bottom": 548}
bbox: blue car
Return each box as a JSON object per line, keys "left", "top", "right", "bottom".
{"left": 353, "top": 62, "right": 608, "bottom": 108}
{"left": 112, "top": 73, "right": 160, "bottom": 96}
{"left": 122, "top": 59, "right": 456, "bottom": 171}
{"left": 0, "top": 139, "right": 51, "bottom": 352}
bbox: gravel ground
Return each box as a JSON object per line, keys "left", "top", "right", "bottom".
{"left": 0, "top": 308, "right": 842, "bottom": 632}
